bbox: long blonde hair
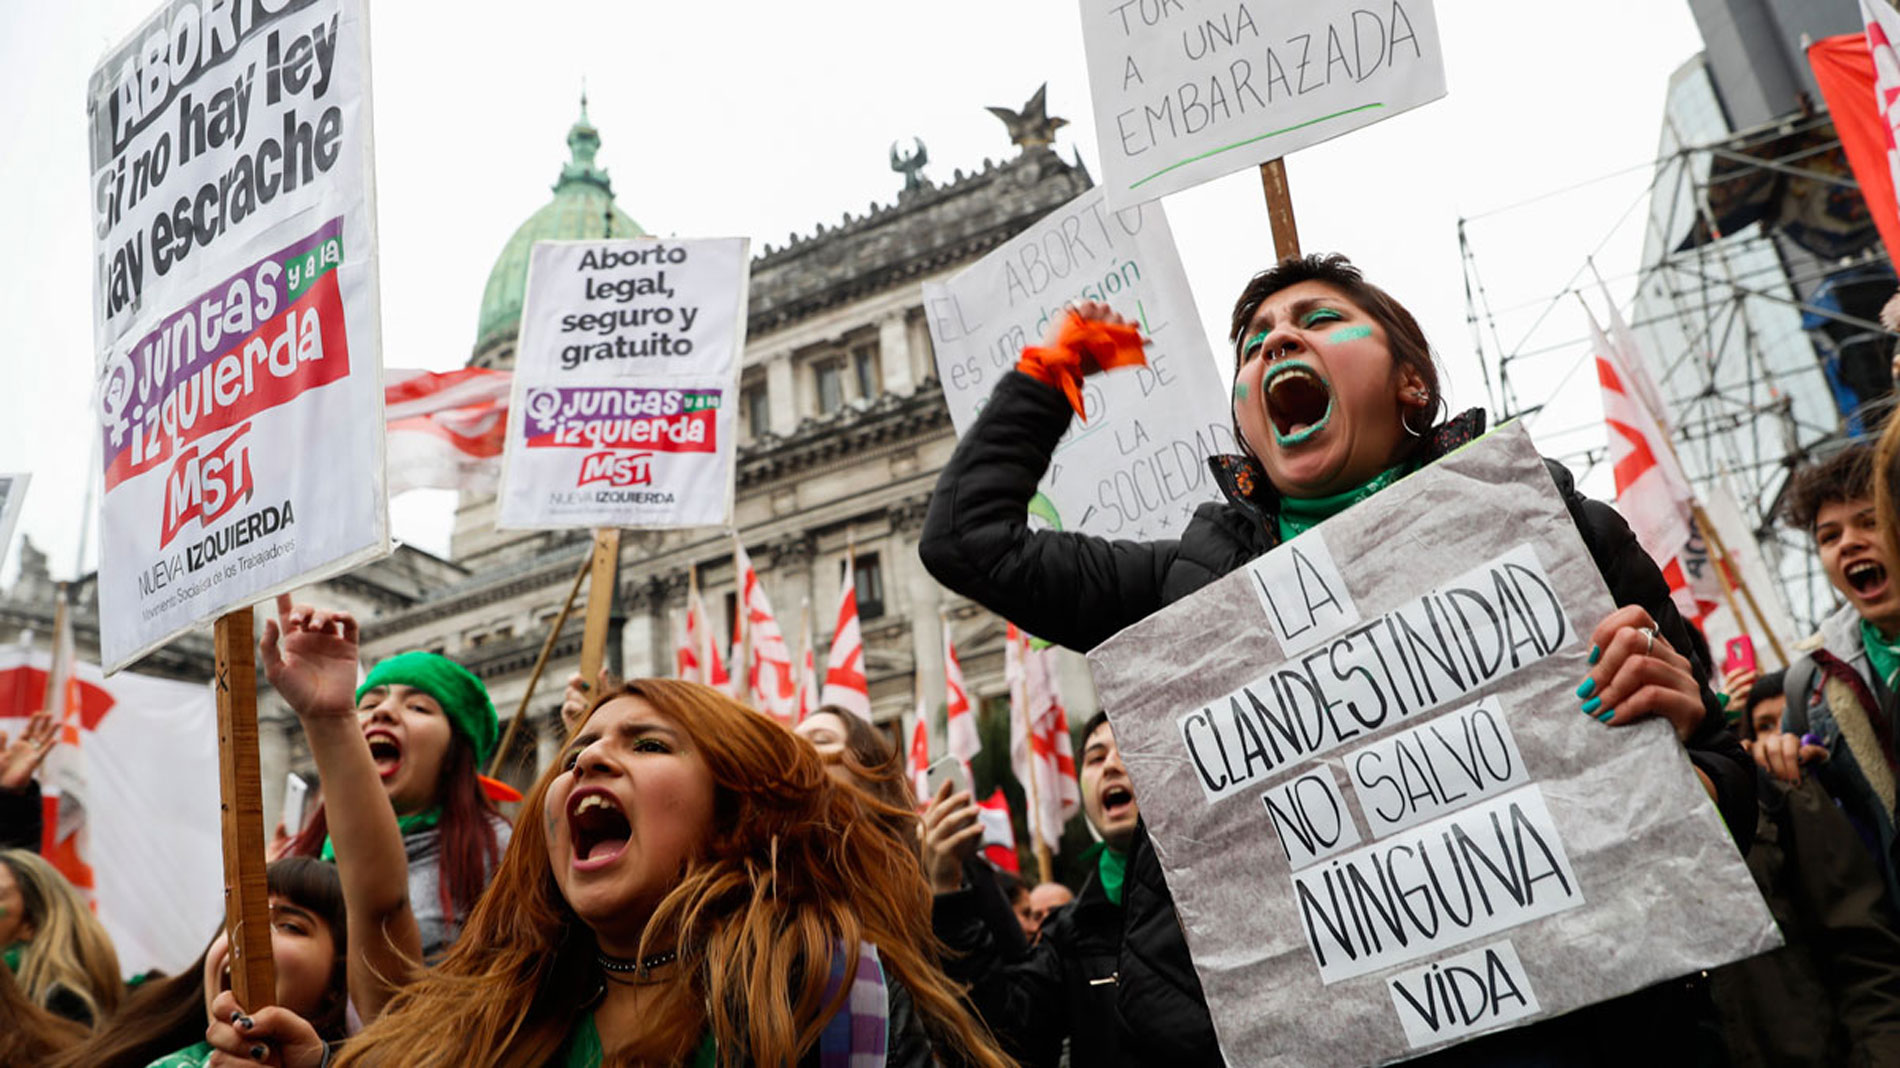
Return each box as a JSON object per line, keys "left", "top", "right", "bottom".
{"left": 0, "top": 850, "right": 120, "bottom": 1026}
{"left": 335, "top": 679, "right": 1010, "bottom": 1068}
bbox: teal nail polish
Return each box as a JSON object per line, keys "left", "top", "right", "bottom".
{"left": 1588, "top": 645, "right": 1601, "bottom": 665}
{"left": 1596, "top": 708, "right": 1615, "bottom": 724}
{"left": 1576, "top": 678, "right": 1596, "bottom": 699}
{"left": 1581, "top": 696, "right": 1602, "bottom": 716}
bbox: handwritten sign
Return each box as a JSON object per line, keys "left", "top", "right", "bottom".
{"left": 923, "top": 187, "right": 1232, "bottom": 541}
{"left": 1079, "top": 0, "right": 1449, "bottom": 208}
{"left": 89, "top": 0, "right": 387, "bottom": 673}
{"left": 498, "top": 238, "right": 749, "bottom": 530}
{"left": 1086, "top": 422, "right": 1778, "bottom": 1064}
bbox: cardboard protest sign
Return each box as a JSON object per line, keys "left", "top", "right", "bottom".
{"left": 0, "top": 473, "right": 28, "bottom": 565}
{"left": 923, "top": 187, "right": 1232, "bottom": 540}
{"left": 498, "top": 238, "right": 749, "bottom": 530}
{"left": 1080, "top": 0, "right": 1448, "bottom": 209}
{"left": 88, "top": 0, "right": 387, "bottom": 673}
{"left": 1086, "top": 422, "right": 1778, "bottom": 1065}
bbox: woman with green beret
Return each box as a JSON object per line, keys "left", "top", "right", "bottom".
{"left": 265, "top": 596, "right": 513, "bottom": 1018}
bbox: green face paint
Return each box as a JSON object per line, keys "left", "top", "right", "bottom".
{"left": 1260, "top": 360, "right": 1334, "bottom": 447}
{"left": 1328, "top": 324, "right": 1372, "bottom": 343}
{"left": 1240, "top": 329, "right": 1271, "bottom": 361}
{"left": 1232, "top": 382, "right": 1249, "bottom": 401}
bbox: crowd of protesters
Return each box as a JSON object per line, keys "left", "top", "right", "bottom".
{"left": 4, "top": 255, "right": 1900, "bottom": 1065}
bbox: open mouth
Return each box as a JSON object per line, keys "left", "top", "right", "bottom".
{"left": 1100, "top": 783, "right": 1135, "bottom": 821}
{"left": 1847, "top": 559, "right": 1889, "bottom": 598}
{"left": 568, "top": 789, "right": 632, "bottom": 871}
{"left": 1263, "top": 362, "right": 1333, "bottom": 444}
{"left": 365, "top": 729, "right": 403, "bottom": 779}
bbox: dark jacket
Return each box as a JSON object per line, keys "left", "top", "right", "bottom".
{"left": 1709, "top": 770, "right": 1900, "bottom": 1067}
{"left": 935, "top": 863, "right": 1124, "bottom": 1067}
{"left": 920, "top": 370, "right": 1758, "bottom": 1065}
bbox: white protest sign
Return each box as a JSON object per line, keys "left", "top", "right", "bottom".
{"left": 89, "top": 0, "right": 387, "bottom": 673}
{"left": 498, "top": 238, "right": 748, "bottom": 530}
{"left": 1080, "top": 0, "right": 1448, "bottom": 209}
{"left": 1086, "top": 422, "right": 1778, "bottom": 1065}
{"left": 0, "top": 473, "right": 29, "bottom": 565}
{"left": 923, "top": 187, "right": 1232, "bottom": 540}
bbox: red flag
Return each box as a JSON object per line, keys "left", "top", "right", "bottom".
{"left": 944, "top": 623, "right": 980, "bottom": 780}
{"left": 822, "top": 558, "right": 872, "bottom": 721}
{"left": 383, "top": 368, "right": 510, "bottom": 496}
{"left": 796, "top": 605, "right": 817, "bottom": 722}
{"left": 907, "top": 703, "right": 931, "bottom": 804}
{"left": 1809, "top": 18, "right": 1900, "bottom": 266}
{"left": 977, "top": 788, "right": 1020, "bottom": 873}
{"left": 690, "top": 585, "right": 732, "bottom": 696}
{"left": 674, "top": 608, "right": 700, "bottom": 683}
{"left": 735, "top": 541, "right": 799, "bottom": 723}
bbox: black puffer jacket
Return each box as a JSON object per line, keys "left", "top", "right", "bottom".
{"left": 920, "top": 370, "right": 1757, "bottom": 1065}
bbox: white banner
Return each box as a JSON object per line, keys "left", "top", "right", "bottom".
{"left": 88, "top": 0, "right": 387, "bottom": 672}
{"left": 498, "top": 238, "right": 749, "bottom": 530}
{"left": 0, "top": 648, "right": 222, "bottom": 979}
{"left": 923, "top": 187, "right": 1232, "bottom": 540}
{"left": 1080, "top": 0, "right": 1448, "bottom": 209}
{"left": 1085, "top": 422, "right": 1778, "bottom": 1065}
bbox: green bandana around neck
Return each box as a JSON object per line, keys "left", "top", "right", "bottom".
{"left": 1096, "top": 844, "right": 1128, "bottom": 907}
{"left": 356, "top": 651, "right": 498, "bottom": 767}
{"left": 320, "top": 808, "right": 441, "bottom": 862}
{"left": 2, "top": 941, "right": 23, "bottom": 973}
{"left": 1276, "top": 462, "right": 1414, "bottom": 543}
{"left": 1861, "top": 618, "right": 1900, "bottom": 692}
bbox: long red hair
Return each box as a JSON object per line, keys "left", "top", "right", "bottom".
{"left": 334, "top": 679, "right": 1009, "bottom": 1068}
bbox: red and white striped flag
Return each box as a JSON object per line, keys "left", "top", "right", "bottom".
{"left": 1588, "top": 308, "right": 1715, "bottom": 627}
{"left": 976, "top": 788, "right": 1020, "bottom": 873}
{"left": 795, "top": 604, "right": 817, "bottom": 722}
{"left": 39, "top": 601, "right": 91, "bottom": 900}
{"left": 944, "top": 623, "right": 980, "bottom": 780}
{"left": 907, "top": 703, "right": 931, "bottom": 804}
{"left": 821, "top": 559, "right": 872, "bottom": 721}
{"left": 1006, "top": 624, "right": 1080, "bottom": 852}
{"left": 690, "top": 585, "right": 733, "bottom": 696}
{"left": 735, "top": 541, "right": 799, "bottom": 723}
{"left": 674, "top": 608, "right": 700, "bottom": 683}
{"left": 384, "top": 368, "right": 510, "bottom": 496}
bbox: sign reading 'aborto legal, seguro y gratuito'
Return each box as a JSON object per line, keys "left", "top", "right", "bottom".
{"left": 498, "top": 237, "right": 750, "bottom": 531}
{"left": 1086, "top": 422, "right": 1778, "bottom": 1066}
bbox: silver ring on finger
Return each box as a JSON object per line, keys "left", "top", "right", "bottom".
{"left": 1637, "top": 626, "right": 1657, "bottom": 657}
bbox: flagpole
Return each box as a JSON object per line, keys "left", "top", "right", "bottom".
{"left": 487, "top": 549, "right": 593, "bottom": 777}
{"left": 1015, "top": 628, "right": 1055, "bottom": 885}
{"left": 42, "top": 586, "right": 69, "bottom": 718}
{"left": 1692, "top": 504, "right": 1789, "bottom": 665}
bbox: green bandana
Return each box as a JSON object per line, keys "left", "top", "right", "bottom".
{"left": 1094, "top": 844, "right": 1128, "bottom": 907}
{"left": 1861, "top": 619, "right": 1900, "bottom": 693}
{"left": 558, "top": 1015, "right": 714, "bottom": 1068}
{"left": 357, "top": 651, "right": 498, "bottom": 767}
{"left": 2, "top": 941, "right": 23, "bottom": 973}
{"left": 1276, "top": 463, "right": 1413, "bottom": 543}
{"left": 320, "top": 808, "right": 440, "bottom": 862}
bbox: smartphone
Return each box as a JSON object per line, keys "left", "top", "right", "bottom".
{"left": 924, "top": 756, "right": 972, "bottom": 799}
{"left": 283, "top": 773, "right": 310, "bottom": 837}
{"left": 1723, "top": 636, "right": 1757, "bottom": 675}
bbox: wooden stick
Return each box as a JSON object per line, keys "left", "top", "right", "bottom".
{"left": 1692, "top": 503, "right": 1790, "bottom": 666}
{"left": 1258, "top": 158, "right": 1301, "bottom": 261}
{"left": 214, "top": 608, "right": 275, "bottom": 1009}
{"left": 578, "top": 528, "right": 623, "bottom": 687}
{"left": 487, "top": 550, "right": 594, "bottom": 777}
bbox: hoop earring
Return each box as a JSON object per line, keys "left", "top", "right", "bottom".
{"left": 1401, "top": 408, "right": 1427, "bottom": 438}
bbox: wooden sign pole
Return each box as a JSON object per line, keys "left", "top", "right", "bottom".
{"left": 1259, "top": 159, "right": 1302, "bottom": 260}
{"left": 578, "top": 528, "right": 623, "bottom": 686}
{"left": 487, "top": 550, "right": 595, "bottom": 776}
{"left": 214, "top": 608, "right": 275, "bottom": 1008}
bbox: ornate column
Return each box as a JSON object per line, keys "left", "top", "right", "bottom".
{"left": 767, "top": 534, "right": 818, "bottom": 648}
{"left": 880, "top": 312, "right": 915, "bottom": 396}
{"left": 257, "top": 704, "right": 293, "bottom": 838}
{"left": 767, "top": 354, "right": 798, "bottom": 436}
{"left": 889, "top": 494, "right": 941, "bottom": 740}
{"left": 619, "top": 575, "right": 664, "bottom": 680}
{"left": 534, "top": 707, "right": 567, "bottom": 780}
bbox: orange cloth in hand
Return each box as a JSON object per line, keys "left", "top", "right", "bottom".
{"left": 1016, "top": 311, "right": 1148, "bottom": 420}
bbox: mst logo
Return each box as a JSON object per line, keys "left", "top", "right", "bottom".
{"left": 576, "top": 450, "right": 653, "bottom": 488}
{"left": 161, "top": 422, "right": 255, "bottom": 549}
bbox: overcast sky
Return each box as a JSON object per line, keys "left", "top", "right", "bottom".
{"left": 0, "top": 0, "right": 1705, "bottom": 584}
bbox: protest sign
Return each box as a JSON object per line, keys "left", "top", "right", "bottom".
{"left": 1086, "top": 422, "right": 1778, "bottom": 1065}
{"left": 1080, "top": 0, "right": 1448, "bottom": 209}
{"left": 923, "top": 187, "right": 1232, "bottom": 540}
{"left": 88, "top": 0, "right": 387, "bottom": 673}
{"left": 498, "top": 238, "right": 749, "bottom": 530}
{"left": 0, "top": 473, "right": 28, "bottom": 564}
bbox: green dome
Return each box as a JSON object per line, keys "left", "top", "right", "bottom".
{"left": 474, "top": 100, "right": 645, "bottom": 355}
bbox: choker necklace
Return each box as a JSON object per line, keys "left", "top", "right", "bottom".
{"left": 597, "top": 949, "right": 678, "bottom": 981}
